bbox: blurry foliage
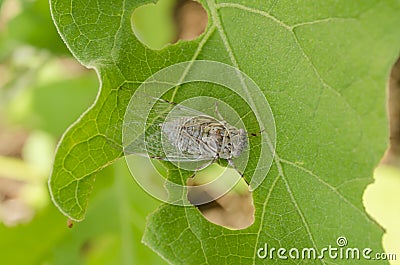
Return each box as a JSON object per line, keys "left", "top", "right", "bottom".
{"left": 132, "top": 0, "right": 177, "bottom": 50}
{"left": 0, "top": 0, "right": 168, "bottom": 264}
{"left": 0, "top": 160, "right": 167, "bottom": 265}
{"left": 365, "top": 166, "right": 400, "bottom": 265}
{"left": 7, "top": 0, "right": 68, "bottom": 54}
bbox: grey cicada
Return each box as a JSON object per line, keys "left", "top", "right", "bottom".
{"left": 123, "top": 94, "right": 255, "bottom": 181}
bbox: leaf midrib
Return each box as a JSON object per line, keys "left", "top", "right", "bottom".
{"left": 202, "top": 1, "right": 375, "bottom": 264}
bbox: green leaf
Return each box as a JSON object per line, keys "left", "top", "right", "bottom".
{"left": 0, "top": 161, "right": 166, "bottom": 265}
{"left": 49, "top": 0, "right": 400, "bottom": 264}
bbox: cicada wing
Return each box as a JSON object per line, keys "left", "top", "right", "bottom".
{"left": 123, "top": 92, "right": 212, "bottom": 159}
{"left": 123, "top": 119, "right": 211, "bottom": 164}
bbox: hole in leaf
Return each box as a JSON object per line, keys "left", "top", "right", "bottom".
{"left": 187, "top": 164, "right": 255, "bottom": 230}
{"left": 363, "top": 56, "right": 400, "bottom": 260}
{"left": 173, "top": 0, "right": 208, "bottom": 41}
{"left": 131, "top": 0, "right": 208, "bottom": 50}
{"left": 382, "top": 57, "right": 400, "bottom": 165}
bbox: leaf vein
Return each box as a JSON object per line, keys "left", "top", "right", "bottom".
{"left": 280, "top": 158, "right": 374, "bottom": 224}
{"left": 215, "top": 2, "right": 291, "bottom": 30}
{"left": 252, "top": 174, "right": 281, "bottom": 264}
{"left": 280, "top": 172, "right": 326, "bottom": 265}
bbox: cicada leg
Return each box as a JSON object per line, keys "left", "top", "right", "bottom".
{"left": 248, "top": 129, "right": 265, "bottom": 137}
{"left": 227, "top": 158, "right": 249, "bottom": 185}
{"left": 189, "top": 156, "right": 219, "bottom": 178}
{"left": 148, "top": 155, "right": 168, "bottom": 160}
{"left": 214, "top": 101, "right": 228, "bottom": 126}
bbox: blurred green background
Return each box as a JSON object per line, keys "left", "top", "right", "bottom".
{"left": 0, "top": 0, "right": 177, "bottom": 264}
{"left": 0, "top": 0, "right": 399, "bottom": 264}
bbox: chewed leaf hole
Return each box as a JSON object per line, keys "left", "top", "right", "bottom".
{"left": 131, "top": 0, "right": 208, "bottom": 50}
{"left": 382, "top": 57, "right": 400, "bottom": 165}
{"left": 363, "top": 57, "right": 400, "bottom": 260}
{"left": 187, "top": 164, "right": 255, "bottom": 230}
